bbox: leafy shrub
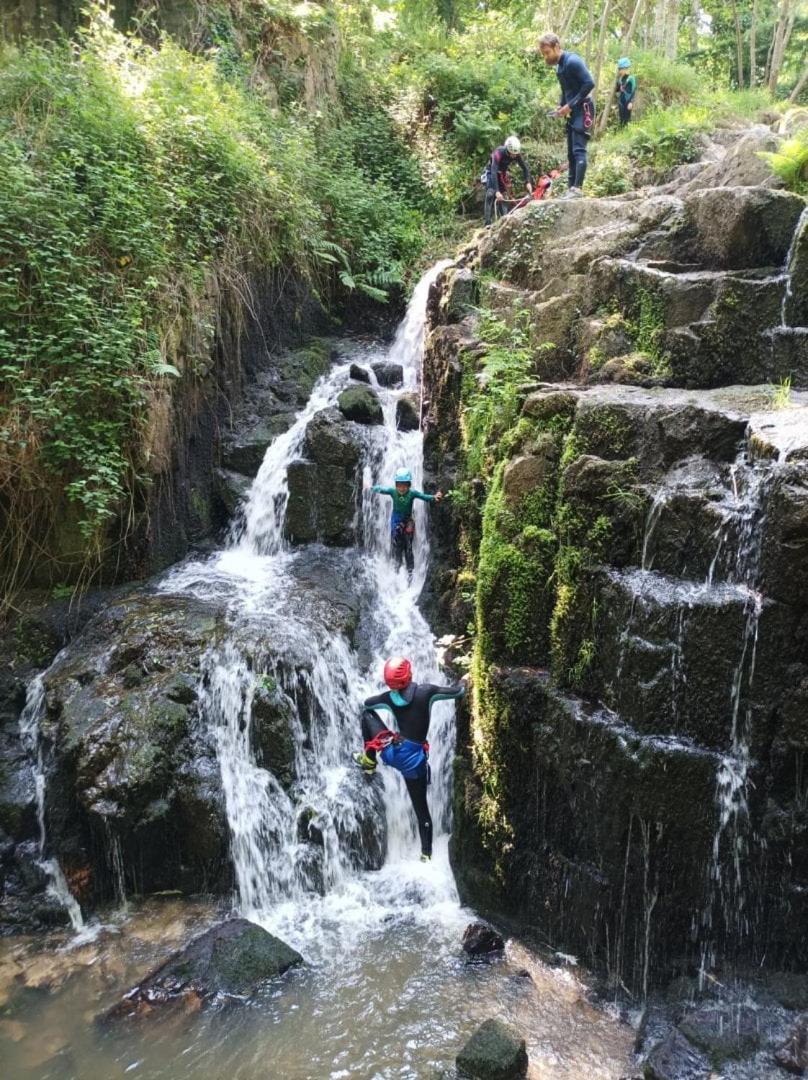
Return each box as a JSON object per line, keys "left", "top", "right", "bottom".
{"left": 759, "top": 130, "right": 808, "bottom": 193}
{"left": 0, "top": 9, "right": 437, "bottom": 577}
{"left": 587, "top": 150, "right": 634, "bottom": 196}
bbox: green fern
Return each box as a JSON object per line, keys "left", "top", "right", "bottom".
{"left": 759, "top": 134, "right": 808, "bottom": 194}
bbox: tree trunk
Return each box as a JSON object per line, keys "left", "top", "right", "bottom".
{"left": 598, "top": 0, "right": 645, "bottom": 134}
{"left": 593, "top": 0, "right": 613, "bottom": 106}
{"left": 729, "top": 0, "right": 745, "bottom": 89}
{"left": 561, "top": 0, "right": 584, "bottom": 37}
{"left": 788, "top": 63, "right": 808, "bottom": 104}
{"left": 653, "top": 0, "right": 666, "bottom": 50}
{"left": 768, "top": 0, "right": 796, "bottom": 94}
{"left": 585, "top": 0, "right": 595, "bottom": 63}
{"left": 664, "top": 0, "right": 679, "bottom": 59}
{"left": 749, "top": 0, "right": 758, "bottom": 87}
{"left": 689, "top": 1, "right": 699, "bottom": 54}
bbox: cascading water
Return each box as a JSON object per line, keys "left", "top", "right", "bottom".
{"left": 17, "top": 673, "right": 84, "bottom": 932}
{"left": 162, "top": 260, "right": 461, "bottom": 934}
{"left": 700, "top": 457, "right": 769, "bottom": 974}
{"left": 1, "top": 264, "right": 637, "bottom": 1079}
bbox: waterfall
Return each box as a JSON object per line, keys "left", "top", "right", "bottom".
{"left": 700, "top": 455, "right": 769, "bottom": 976}
{"left": 780, "top": 204, "right": 808, "bottom": 328}
{"left": 162, "top": 260, "right": 459, "bottom": 937}
{"left": 18, "top": 674, "right": 85, "bottom": 931}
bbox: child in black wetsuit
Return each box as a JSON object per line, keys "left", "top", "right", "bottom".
{"left": 353, "top": 656, "right": 466, "bottom": 861}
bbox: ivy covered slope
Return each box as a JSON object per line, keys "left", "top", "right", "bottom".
{"left": 0, "top": 3, "right": 440, "bottom": 604}
{"left": 422, "top": 130, "right": 808, "bottom": 992}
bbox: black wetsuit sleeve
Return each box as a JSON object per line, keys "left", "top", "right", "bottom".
{"left": 517, "top": 154, "right": 532, "bottom": 188}
{"left": 423, "top": 682, "right": 466, "bottom": 705}
{"left": 565, "top": 54, "right": 595, "bottom": 107}
{"left": 363, "top": 691, "right": 394, "bottom": 715}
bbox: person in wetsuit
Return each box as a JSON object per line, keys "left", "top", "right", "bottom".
{"left": 538, "top": 32, "right": 596, "bottom": 198}
{"left": 369, "top": 469, "right": 443, "bottom": 578}
{"left": 484, "top": 135, "right": 533, "bottom": 226}
{"left": 352, "top": 656, "right": 466, "bottom": 862}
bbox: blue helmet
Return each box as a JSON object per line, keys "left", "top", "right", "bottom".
{"left": 394, "top": 469, "right": 412, "bottom": 484}
{"left": 618, "top": 57, "right": 631, "bottom": 69}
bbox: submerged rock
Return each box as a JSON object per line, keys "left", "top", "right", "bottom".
{"left": 338, "top": 385, "right": 383, "bottom": 425}
{"left": 101, "top": 918, "right": 303, "bottom": 1021}
{"left": 766, "top": 972, "right": 808, "bottom": 1011}
{"left": 677, "top": 1005, "right": 761, "bottom": 1066}
{"left": 461, "top": 921, "right": 505, "bottom": 957}
{"left": 774, "top": 1013, "right": 808, "bottom": 1075}
{"left": 456, "top": 1018, "right": 528, "bottom": 1079}
{"left": 643, "top": 1029, "right": 710, "bottom": 1080}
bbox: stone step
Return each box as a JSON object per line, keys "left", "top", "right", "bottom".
{"left": 591, "top": 568, "right": 789, "bottom": 752}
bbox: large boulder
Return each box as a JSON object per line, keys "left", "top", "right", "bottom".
{"left": 101, "top": 918, "right": 303, "bottom": 1021}
{"left": 284, "top": 408, "right": 365, "bottom": 546}
{"left": 221, "top": 413, "right": 294, "bottom": 476}
{"left": 396, "top": 392, "right": 420, "bottom": 432}
{"left": 681, "top": 187, "right": 805, "bottom": 270}
{"left": 37, "top": 592, "right": 232, "bottom": 908}
{"left": 371, "top": 361, "right": 403, "bottom": 388}
{"left": 349, "top": 363, "right": 370, "bottom": 383}
{"left": 337, "top": 385, "right": 383, "bottom": 425}
{"left": 456, "top": 1018, "right": 528, "bottom": 1079}
{"left": 677, "top": 1005, "right": 761, "bottom": 1066}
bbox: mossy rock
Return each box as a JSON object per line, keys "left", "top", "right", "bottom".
{"left": 101, "top": 918, "right": 303, "bottom": 1021}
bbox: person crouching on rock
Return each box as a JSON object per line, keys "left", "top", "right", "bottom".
{"left": 368, "top": 469, "right": 442, "bottom": 580}
{"left": 483, "top": 135, "right": 533, "bottom": 225}
{"left": 352, "top": 657, "right": 467, "bottom": 862}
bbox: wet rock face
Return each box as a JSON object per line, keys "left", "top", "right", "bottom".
{"left": 38, "top": 592, "right": 232, "bottom": 907}
{"left": 677, "top": 1005, "right": 762, "bottom": 1066}
{"left": 371, "top": 361, "right": 403, "bottom": 387}
{"left": 775, "top": 1013, "right": 808, "bottom": 1075}
{"left": 101, "top": 918, "right": 303, "bottom": 1021}
{"left": 643, "top": 1029, "right": 710, "bottom": 1080}
{"left": 396, "top": 392, "right": 420, "bottom": 432}
{"left": 427, "top": 288, "right": 808, "bottom": 992}
{"left": 285, "top": 407, "right": 365, "bottom": 546}
{"left": 456, "top": 1018, "right": 528, "bottom": 1079}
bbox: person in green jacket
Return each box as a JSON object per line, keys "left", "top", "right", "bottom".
{"left": 616, "top": 57, "right": 637, "bottom": 127}
{"left": 369, "top": 468, "right": 443, "bottom": 577}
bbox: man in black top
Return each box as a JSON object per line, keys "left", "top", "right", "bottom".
{"left": 538, "top": 32, "right": 596, "bottom": 198}
{"left": 353, "top": 656, "right": 466, "bottom": 861}
{"left": 484, "top": 135, "right": 533, "bottom": 225}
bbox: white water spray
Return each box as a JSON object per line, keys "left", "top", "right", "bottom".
{"left": 18, "top": 674, "right": 84, "bottom": 931}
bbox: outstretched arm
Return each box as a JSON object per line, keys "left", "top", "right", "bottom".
{"left": 411, "top": 489, "right": 443, "bottom": 503}
{"left": 371, "top": 486, "right": 395, "bottom": 497}
{"left": 424, "top": 681, "right": 466, "bottom": 708}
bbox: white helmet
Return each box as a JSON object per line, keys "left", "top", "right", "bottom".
{"left": 505, "top": 135, "right": 521, "bottom": 154}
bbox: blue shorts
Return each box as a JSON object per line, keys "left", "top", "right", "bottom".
{"left": 380, "top": 739, "right": 428, "bottom": 780}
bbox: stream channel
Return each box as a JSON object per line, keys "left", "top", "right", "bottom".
{"left": 0, "top": 266, "right": 634, "bottom": 1079}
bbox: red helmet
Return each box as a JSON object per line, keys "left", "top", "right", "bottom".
{"left": 383, "top": 656, "right": 412, "bottom": 690}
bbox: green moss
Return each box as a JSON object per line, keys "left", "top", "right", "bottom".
{"left": 572, "top": 407, "right": 635, "bottom": 459}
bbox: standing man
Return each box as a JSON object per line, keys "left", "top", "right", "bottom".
{"left": 538, "top": 32, "right": 595, "bottom": 199}
{"left": 484, "top": 135, "right": 533, "bottom": 225}
{"left": 616, "top": 58, "right": 637, "bottom": 126}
